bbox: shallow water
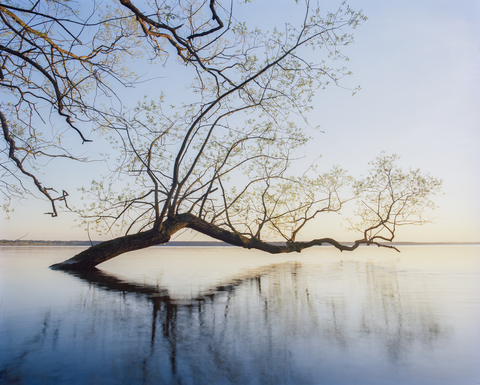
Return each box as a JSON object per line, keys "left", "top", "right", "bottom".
{"left": 0, "top": 245, "right": 479, "bottom": 384}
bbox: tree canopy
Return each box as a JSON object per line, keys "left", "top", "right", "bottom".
{"left": 0, "top": 0, "right": 442, "bottom": 270}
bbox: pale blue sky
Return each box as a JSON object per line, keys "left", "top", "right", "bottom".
{"left": 2, "top": 0, "right": 479, "bottom": 242}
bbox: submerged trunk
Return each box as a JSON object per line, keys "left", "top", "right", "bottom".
{"left": 50, "top": 212, "right": 375, "bottom": 271}
{"left": 50, "top": 213, "right": 254, "bottom": 270}
{"left": 50, "top": 229, "right": 171, "bottom": 270}
{"left": 50, "top": 215, "right": 190, "bottom": 270}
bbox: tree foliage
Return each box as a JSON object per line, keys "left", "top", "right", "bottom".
{"left": 0, "top": 0, "right": 442, "bottom": 269}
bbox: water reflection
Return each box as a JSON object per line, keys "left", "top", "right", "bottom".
{"left": 2, "top": 248, "right": 475, "bottom": 385}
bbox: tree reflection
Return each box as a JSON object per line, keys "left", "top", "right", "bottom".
{"left": 2, "top": 260, "right": 450, "bottom": 384}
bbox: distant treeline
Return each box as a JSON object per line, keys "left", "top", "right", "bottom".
{"left": 0, "top": 240, "right": 100, "bottom": 246}
{"left": 1, "top": 239, "right": 478, "bottom": 247}
{"left": 0, "top": 240, "right": 233, "bottom": 247}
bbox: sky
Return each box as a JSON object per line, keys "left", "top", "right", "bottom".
{"left": 1, "top": 0, "right": 479, "bottom": 243}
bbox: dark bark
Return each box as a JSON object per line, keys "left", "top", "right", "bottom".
{"left": 51, "top": 212, "right": 397, "bottom": 271}
{"left": 50, "top": 230, "right": 170, "bottom": 270}
{"left": 50, "top": 215, "right": 189, "bottom": 270}
{"left": 184, "top": 213, "right": 395, "bottom": 253}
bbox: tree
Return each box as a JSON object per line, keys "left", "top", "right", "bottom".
{"left": 1, "top": 1, "right": 442, "bottom": 270}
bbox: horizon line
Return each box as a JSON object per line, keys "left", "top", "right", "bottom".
{"left": 1, "top": 240, "right": 479, "bottom": 246}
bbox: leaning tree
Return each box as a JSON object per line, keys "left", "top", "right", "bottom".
{"left": 0, "top": 0, "right": 442, "bottom": 270}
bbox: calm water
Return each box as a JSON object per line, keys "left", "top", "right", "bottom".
{"left": 0, "top": 246, "right": 479, "bottom": 385}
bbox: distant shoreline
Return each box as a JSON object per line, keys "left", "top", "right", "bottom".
{"left": 1, "top": 240, "right": 479, "bottom": 247}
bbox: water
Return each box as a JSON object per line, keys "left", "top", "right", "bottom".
{"left": 0, "top": 246, "right": 479, "bottom": 384}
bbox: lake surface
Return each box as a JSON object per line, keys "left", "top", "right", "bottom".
{"left": 0, "top": 245, "right": 479, "bottom": 384}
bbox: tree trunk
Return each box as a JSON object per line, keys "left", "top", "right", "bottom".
{"left": 50, "top": 215, "right": 190, "bottom": 270}
{"left": 50, "top": 212, "right": 384, "bottom": 270}
{"left": 50, "top": 229, "right": 171, "bottom": 270}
